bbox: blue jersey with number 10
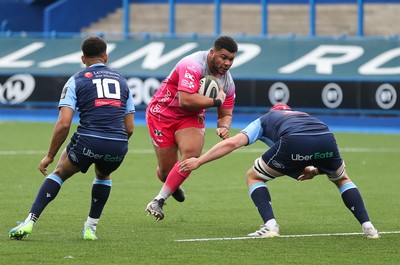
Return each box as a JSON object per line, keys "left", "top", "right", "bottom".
{"left": 59, "top": 63, "right": 135, "bottom": 141}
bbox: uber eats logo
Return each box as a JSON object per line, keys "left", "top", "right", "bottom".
{"left": 291, "top": 152, "right": 333, "bottom": 161}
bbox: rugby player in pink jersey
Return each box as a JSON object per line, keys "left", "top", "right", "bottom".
{"left": 145, "top": 36, "right": 238, "bottom": 220}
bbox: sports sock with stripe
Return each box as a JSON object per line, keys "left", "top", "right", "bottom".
{"left": 89, "top": 178, "right": 112, "bottom": 219}
{"left": 339, "top": 181, "right": 370, "bottom": 224}
{"left": 29, "top": 173, "right": 63, "bottom": 218}
{"left": 249, "top": 182, "right": 275, "bottom": 223}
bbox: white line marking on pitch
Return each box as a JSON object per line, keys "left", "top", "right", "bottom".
{"left": 175, "top": 231, "right": 400, "bottom": 242}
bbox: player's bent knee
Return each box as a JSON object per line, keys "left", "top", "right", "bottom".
{"left": 252, "top": 157, "right": 276, "bottom": 182}
{"left": 156, "top": 167, "right": 168, "bottom": 182}
{"left": 327, "top": 163, "right": 347, "bottom": 182}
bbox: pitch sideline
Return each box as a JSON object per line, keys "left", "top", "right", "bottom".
{"left": 175, "top": 231, "right": 400, "bottom": 242}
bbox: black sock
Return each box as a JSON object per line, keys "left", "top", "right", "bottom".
{"left": 340, "top": 182, "right": 370, "bottom": 224}
{"left": 30, "top": 175, "right": 62, "bottom": 218}
{"left": 249, "top": 182, "right": 275, "bottom": 223}
{"left": 89, "top": 179, "right": 112, "bottom": 219}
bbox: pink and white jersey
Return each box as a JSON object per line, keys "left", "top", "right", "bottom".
{"left": 147, "top": 51, "right": 235, "bottom": 120}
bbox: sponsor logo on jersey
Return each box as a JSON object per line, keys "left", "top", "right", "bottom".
{"left": 60, "top": 86, "right": 68, "bottom": 99}
{"left": 184, "top": 70, "right": 194, "bottom": 81}
{"left": 69, "top": 151, "right": 78, "bottom": 163}
{"left": 84, "top": 72, "right": 93, "bottom": 78}
{"left": 187, "top": 65, "right": 197, "bottom": 73}
{"left": 83, "top": 147, "right": 123, "bottom": 162}
{"left": 271, "top": 160, "right": 284, "bottom": 169}
{"left": 95, "top": 99, "right": 121, "bottom": 107}
{"left": 151, "top": 89, "right": 172, "bottom": 114}
{"left": 104, "top": 154, "right": 124, "bottom": 162}
{"left": 180, "top": 78, "right": 194, "bottom": 89}
{"left": 291, "top": 152, "right": 333, "bottom": 161}
{"left": 83, "top": 147, "right": 104, "bottom": 159}
{"left": 154, "top": 129, "right": 163, "bottom": 136}
{"left": 151, "top": 138, "right": 160, "bottom": 147}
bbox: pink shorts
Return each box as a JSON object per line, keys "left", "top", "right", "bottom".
{"left": 146, "top": 114, "right": 206, "bottom": 148}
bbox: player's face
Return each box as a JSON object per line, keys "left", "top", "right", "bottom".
{"left": 209, "top": 48, "right": 236, "bottom": 77}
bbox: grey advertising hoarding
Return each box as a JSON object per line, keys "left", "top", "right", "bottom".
{"left": 1, "top": 37, "right": 400, "bottom": 81}
{"left": 1, "top": 37, "right": 399, "bottom": 113}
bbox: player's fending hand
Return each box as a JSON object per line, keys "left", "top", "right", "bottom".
{"left": 38, "top": 156, "right": 54, "bottom": 176}
{"left": 216, "top": 126, "right": 229, "bottom": 140}
{"left": 179, "top": 158, "right": 200, "bottom": 172}
{"left": 298, "top": 166, "right": 319, "bottom": 181}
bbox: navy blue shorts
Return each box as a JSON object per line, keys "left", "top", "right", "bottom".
{"left": 66, "top": 132, "right": 128, "bottom": 175}
{"left": 261, "top": 133, "right": 343, "bottom": 179}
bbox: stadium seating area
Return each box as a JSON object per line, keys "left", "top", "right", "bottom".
{"left": 81, "top": 2, "right": 400, "bottom": 37}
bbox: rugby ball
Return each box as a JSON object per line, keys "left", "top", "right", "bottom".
{"left": 198, "top": 75, "right": 218, "bottom": 98}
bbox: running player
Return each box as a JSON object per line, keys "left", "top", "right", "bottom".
{"left": 145, "top": 36, "right": 238, "bottom": 220}
{"left": 9, "top": 36, "right": 135, "bottom": 240}
{"left": 179, "top": 103, "right": 380, "bottom": 239}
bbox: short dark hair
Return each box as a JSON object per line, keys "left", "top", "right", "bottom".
{"left": 81, "top": 36, "right": 107, "bottom": 58}
{"left": 213, "top": 36, "right": 238, "bottom": 53}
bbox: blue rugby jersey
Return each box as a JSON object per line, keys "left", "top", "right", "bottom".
{"left": 241, "top": 109, "right": 330, "bottom": 146}
{"left": 59, "top": 63, "right": 135, "bottom": 140}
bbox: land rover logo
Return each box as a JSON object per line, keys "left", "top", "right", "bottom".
{"left": 268, "top": 82, "right": 290, "bottom": 105}
{"left": 375, "top": 83, "right": 397, "bottom": 109}
{"left": 322, "top": 83, "right": 343, "bottom": 109}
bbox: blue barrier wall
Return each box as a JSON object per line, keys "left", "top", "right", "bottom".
{"left": 0, "top": 0, "right": 121, "bottom": 32}
{"left": 0, "top": 3, "right": 43, "bottom": 32}
{"left": 43, "top": 0, "right": 121, "bottom": 32}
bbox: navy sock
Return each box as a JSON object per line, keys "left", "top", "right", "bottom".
{"left": 249, "top": 182, "right": 275, "bottom": 223}
{"left": 339, "top": 182, "right": 370, "bottom": 224}
{"left": 89, "top": 179, "right": 112, "bottom": 219}
{"left": 30, "top": 174, "right": 63, "bottom": 218}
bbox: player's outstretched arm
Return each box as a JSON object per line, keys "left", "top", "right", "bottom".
{"left": 179, "top": 132, "right": 248, "bottom": 172}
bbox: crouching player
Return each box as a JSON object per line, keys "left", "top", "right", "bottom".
{"left": 179, "top": 103, "right": 379, "bottom": 239}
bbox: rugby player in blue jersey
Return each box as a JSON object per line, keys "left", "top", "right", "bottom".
{"left": 179, "top": 103, "right": 379, "bottom": 239}
{"left": 9, "top": 36, "right": 135, "bottom": 240}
